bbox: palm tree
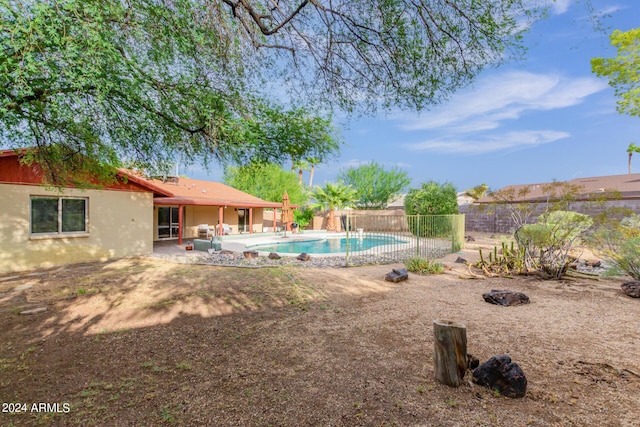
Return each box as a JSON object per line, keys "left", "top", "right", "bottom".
{"left": 311, "top": 182, "right": 357, "bottom": 232}
{"left": 307, "top": 156, "right": 320, "bottom": 187}
{"left": 628, "top": 143, "right": 640, "bottom": 174}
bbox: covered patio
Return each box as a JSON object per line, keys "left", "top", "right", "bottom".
{"left": 147, "top": 176, "right": 291, "bottom": 245}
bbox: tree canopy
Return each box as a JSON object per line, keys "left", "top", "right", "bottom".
{"left": 338, "top": 162, "right": 410, "bottom": 209}
{"left": 223, "top": 162, "right": 307, "bottom": 206}
{"left": 2, "top": 0, "right": 541, "bottom": 184}
{"left": 591, "top": 28, "right": 640, "bottom": 118}
{"left": 404, "top": 181, "right": 458, "bottom": 215}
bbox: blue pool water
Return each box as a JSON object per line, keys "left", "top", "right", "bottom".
{"left": 249, "top": 235, "right": 406, "bottom": 254}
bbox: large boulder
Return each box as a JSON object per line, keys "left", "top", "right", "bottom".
{"left": 621, "top": 281, "right": 640, "bottom": 298}
{"left": 473, "top": 355, "right": 527, "bottom": 398}
{"left": 482, "top": 290, "right": 530, "bottom": 306}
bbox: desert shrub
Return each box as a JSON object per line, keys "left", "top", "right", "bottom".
{"left": 515, "top": 211, "right": 593, "bottom": 279}
{"left": 613, "top": 238, "right": 640, "bottom": 280}
{"left": 589, "top": 215, "right": 640, "bottom": 279}
{"left": 405, "top": 257, "right": 445, "bottom": 275}
{"left": 293, "top": 207, "right": 315, "bottom": 229}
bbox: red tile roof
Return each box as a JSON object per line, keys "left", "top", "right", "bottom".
{"left": 148, "top": 177, "right": 282, "bottom": 208}
{"left": 478, "top": 173, "right": 640, "bottom": 203}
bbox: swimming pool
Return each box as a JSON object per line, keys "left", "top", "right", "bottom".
{"left": 248, "top": 235, "right": 407, "bottom": 254}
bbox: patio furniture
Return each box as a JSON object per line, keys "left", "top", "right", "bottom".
{"left": 216, "top": 224, "right": 232, "bottom": 235}
{"left": 194, "top": 239, "right": 221, "bottom": 252}
{"left": 198, "top": 224, "right": 214, "bottom": 239}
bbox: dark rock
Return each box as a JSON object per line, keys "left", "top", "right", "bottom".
{"left": 297, "top": 252, "right": 311, "bottom": 261}
{"left": 219, "top": 250, "right": 236, "bottom": 255}
{"left": 385, "top": 268, "right": 408, "bottom": 283}
{"left": 465, "top": 235, "right": 475, "bottom": 242}
{"left": 455, "top": 256, "right": 467, "bottom": 264}
{"left": 585, "top": 259, "right": 602, "bottom": 268}
{"left": 268, "top": 252, "right": 281, "bottom": 260}
{"left": 467, "top": 353, "right": 480, "bottom": 370}
{"left": 473, "top": 355, "right": 527, "bottom": 398}
{"left": 621, "top": 281, "right": 640, "bottom": 298}
{"left": 243, "top": 250, "right": 259, "bottom": 259}
{"left": 482, "top": 289, "right": 530, "bottom": 306}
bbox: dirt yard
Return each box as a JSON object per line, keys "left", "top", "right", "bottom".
{"left": 1, "top": 237, "right": 639, "bottom": 426}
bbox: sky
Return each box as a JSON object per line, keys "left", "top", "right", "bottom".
{"left": 186, "top": 0, "right": 640, "bottom": 194}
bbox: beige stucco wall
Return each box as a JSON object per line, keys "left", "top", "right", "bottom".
{"left": 0, "top": 183, "right": 153, "bottom": 274}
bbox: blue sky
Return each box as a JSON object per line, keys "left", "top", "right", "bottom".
{"left": 188, "top": 0, "right": 640, "bottom": 193}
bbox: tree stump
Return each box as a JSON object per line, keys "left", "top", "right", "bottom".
{"left": 433, "top": 320, "right": 467, "bottom": 387}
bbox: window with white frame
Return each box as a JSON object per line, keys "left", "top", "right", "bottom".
{"left": 30, "top": 196, "right": 88, "bottom": 235}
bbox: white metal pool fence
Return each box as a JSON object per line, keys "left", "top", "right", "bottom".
{"left": 342, "top": 214, "right": 465, "bottom": 266}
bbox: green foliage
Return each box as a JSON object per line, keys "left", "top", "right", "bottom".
{"left": 516, "top": 211, "right": 593, "bottom": 279}
{"left": 591, "top": 28, "right": 640, "bottom": 118}
{"left": 0, "top": 1, "right": 339, "bottom": 185}
{"left": 1, "top": 0, "right": 549, "bottom": 185}
{"left": 404, "top": 181, "right": 458, "bottom": 215}
{"left": 223, "top": 162, "right": 307, "bottom": 206}
{"left": 293, "top": 208, "right": 315, "bottom": 229}
{"left": 404, "top": 257, "right": 444, "bottom": 275}
{"left": 404, "top": 182, "right": 458, "bottom": 237}
{"left": 588, "top": 215, "right": 640, "bottom": 279}
{"left": 613, "top": 238, "right": 640, "bottom": 280}
{"left": 311, "top": 182, "right": 358, "bottom": 232}
{"left": 465, "top": 183, "right": 489, "bottom": 200}
{"left": 338, "top": 162, "right": 411, "bottom": 209}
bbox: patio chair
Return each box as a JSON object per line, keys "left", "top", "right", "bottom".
{"left": 198, "top": 224, "right": 213, "bottom": 239}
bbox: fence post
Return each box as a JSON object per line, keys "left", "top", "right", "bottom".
{"left": 345, "top": 214, "right": 350, "bottom": 266}
{"left": 416, "top": 215, "right": 421, "bottom": 257}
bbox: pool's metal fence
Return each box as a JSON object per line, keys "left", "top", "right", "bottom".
{"left": 343, "top": 214, "right": 465, "bottom": 266}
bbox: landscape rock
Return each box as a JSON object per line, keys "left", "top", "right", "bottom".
{"left": 621, "top": 281, "right": 640, "bottom": 298}
{"left": 473, "top": 355, "right": 527, "bottom": 398}
{"left": 585, "top": 259, "right": 602, "bottom": 268}
{"left": 268, "top": 252, "right": 281, "bottom": 260}
{"left": 455, "top": 256, "right": 467, "bottom": 264}
{"left": 219, "top": 250, "right": 237, "bottom": 256}
{"left": 384, "top": 268, "right": 408, "bottom": 283}
{"left": 297, "top": 252, "right": 311, "bottom": 261}
{"left": 243, "top": 250, "right": 259, "bottom": 259}
{"left": 465, "top": 235, "right": 476, "bottom": 242}
{"left": 482, "top": 289, "right": 530, "bottom": 306}
{"left": 20, "top": 307, "right": 47, "bottom": 315}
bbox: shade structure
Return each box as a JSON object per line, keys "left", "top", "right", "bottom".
{"left": 281, "top": 191, "right": 294, "bottom": 234}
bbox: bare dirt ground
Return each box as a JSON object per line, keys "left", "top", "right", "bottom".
{"left": 1, "top": 235, "right": 639, "bottom": 426}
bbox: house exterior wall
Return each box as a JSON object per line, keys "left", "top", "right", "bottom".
{"left": 0, "top": 183, "right": 153, "bottom": 274}
{"left": 461, "top": 199, "right": 640, "bottom": 234}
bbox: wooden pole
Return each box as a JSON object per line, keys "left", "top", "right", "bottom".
{"left": 433, "top": 320, "right": 467, "bottom": 387}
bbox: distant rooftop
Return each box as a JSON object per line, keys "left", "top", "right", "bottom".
{"left": 477, "top": 173, "right": 640, "bottom": 203}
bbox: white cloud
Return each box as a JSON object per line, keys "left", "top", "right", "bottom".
{"left": 406, "top": 130, "right": 570, "bottom": 154}
{"left": 397, "top": 71, "right": 607, "bottom": 133}
{"left": 549, "top": 0, "right": 572, "bottom": 15}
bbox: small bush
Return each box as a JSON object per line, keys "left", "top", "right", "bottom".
{"left": 613, "top": 237, "right": 640, "bottom": 280}
{"left": 588, "top": 215, "right": 640, "bottom": 279}
{"left": 405, "top": 257, "right": 444, "bottom": 275}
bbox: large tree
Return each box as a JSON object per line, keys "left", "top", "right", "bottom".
{"left": 338, "top": 162, "right": 410, "bottom": 209}
{"left": 223, "top": 162, "right": 307, "bottom": 206}
{"left": 2, "top": 0, "right": 542, "bottom": 183}
{"left": 592, "top": 28, "right": 640, "bottom": 118}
